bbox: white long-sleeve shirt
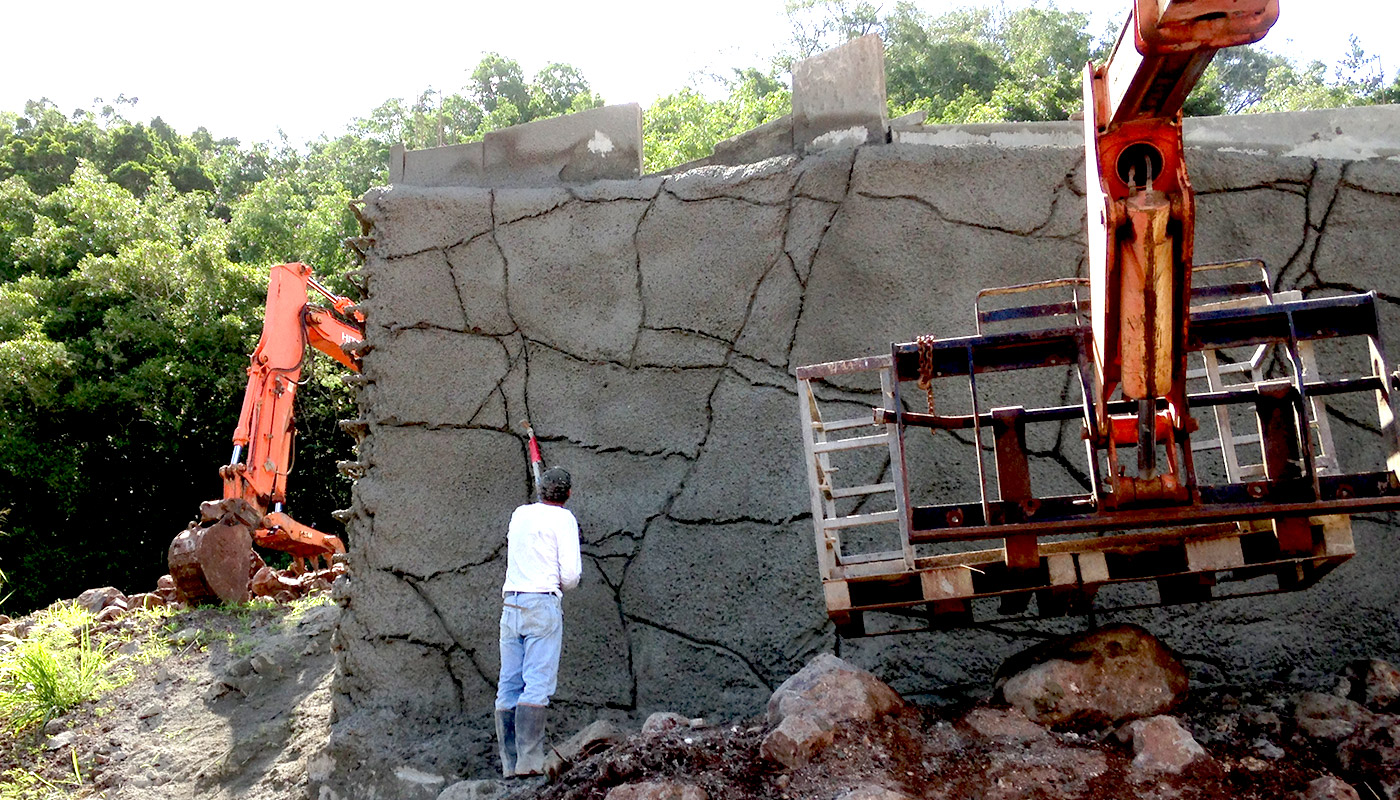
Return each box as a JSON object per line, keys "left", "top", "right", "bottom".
{"left": 502, "top": 502, "right": 581, "bottom": 596}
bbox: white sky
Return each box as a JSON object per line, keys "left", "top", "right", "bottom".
{"left": 2, "top": 1, "right": 1395, "bottom": 147}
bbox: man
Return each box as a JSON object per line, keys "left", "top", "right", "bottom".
{"left": 495, "top": 467, "right": 581, "bottom": 778}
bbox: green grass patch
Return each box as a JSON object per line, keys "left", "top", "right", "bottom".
{"left": 0, "top": 619, "right": 115, "bottom": 735}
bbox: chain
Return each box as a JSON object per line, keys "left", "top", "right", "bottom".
{"left": 916, "top": 334, "right": 938, "bottom": 435}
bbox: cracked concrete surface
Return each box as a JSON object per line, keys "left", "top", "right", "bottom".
{"left": 320, "top": 108, "right": 1400, "bottom": 800}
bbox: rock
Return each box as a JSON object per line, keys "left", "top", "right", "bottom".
{"left": 964, "top": 707, "right": 1050, "bottom": 745}
{"left": 226, "top": 657, "right": 254, "bottom": 678}
{"left": 46, "top": 731, "right": 77, "bottom": 750}
{"left": 1304, "top": 776, "right": 1361, "bottom": 800}
{"left": 1295, "top": 692, "right": 1375, "bottom": 743}
{"left": 137, "top": 703, "right": 162, "bottom": 720}
{"left": 760, "top": 713, "right": 834, "bottom": 769}
{"left": 767, "top": 652, "right": 904, "bottom": 726}
{"left": 297, "top": 604, "right": 340, "bottom": 636}
{"left": 995, "top": 624, "right": 1188, "bottom": 729}
{"left": 544, "top": 719, "right": 627, "bottom": 778}
{"left": 1335, "top": 714, "right": 1400, "bottom": 794}
{"left": 250, "top": 652, "right": 283, "bottom": 678}
{"left": 171, "top": 627, "right": 202, "bottom": 646}
{"left": 127, "top": 592, "right": 165, "bottom": 610}
{"left": 43, "top": 717, "right": 67, "bottom": 735}
{"left": 251, "top": 567, "right": 300, "bottom": 598}
{"left": 0, "top": 614, "right": 9, "bottom": 625}
{"left": 76, "top": 587, "right": 127, "bottom": 616}
{"left": 437, "top": 779, "right": 509, "bottom": 800}
{"left": 836, "top": 787, "right": 916, "bottom": 800}
{"left": 156, "top": 575, "right": 176, "bottom": 592}
{"left": 1343, "top": 659, "right": 1400, "bottom": 712}
{"left": 1116, "top": 716, "right": 1209, "bottom": 774}
{"left": 94, "top": 605, "right": 125, "bottom": 624}
{"left": 604, "top": 780, "right": 708, "bottom": 800}
{"left": 642, "top": 712, "right": 690, "bottom": 735}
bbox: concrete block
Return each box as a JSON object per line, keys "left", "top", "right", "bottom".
{"left": 792, "top": 34, "right": 887, "bottom": 153}
{"left": 399, "top": 141, "right": 485, "bottom": 187}
{"left": 483, "top": 104, "right": 643, "bottom": 186}
{"left": 711, "top": 114, "right": 794, "bottom": 166}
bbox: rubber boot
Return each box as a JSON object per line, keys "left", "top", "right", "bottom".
{"left": 495, "top": 708, "right": 517, "bottom": 777}
{"left": 513, "top": 703, "right": 548, "bottom": 776}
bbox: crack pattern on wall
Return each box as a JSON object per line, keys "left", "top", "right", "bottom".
{"left": 324, "top": 137, "right": 1400, "bottom": 794}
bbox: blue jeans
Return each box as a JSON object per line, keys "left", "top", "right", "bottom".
{"left": 496, "top": 592, "right": 563, "bottom": 709}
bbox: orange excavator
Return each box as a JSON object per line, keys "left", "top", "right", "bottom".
{"left": 168, "top": 262, "right": 365, "bottom": 605}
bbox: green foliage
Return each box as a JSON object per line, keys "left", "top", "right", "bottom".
{"left": 0, "top": 609, "right": 115, "bottom": 734}
{"left": 643, "top": 69, "right": 791, "bottom": 173}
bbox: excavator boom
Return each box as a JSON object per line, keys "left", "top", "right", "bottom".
{"left": 170, "top": 262, "right": 363, "bottom": 605}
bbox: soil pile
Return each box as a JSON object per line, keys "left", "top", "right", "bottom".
{"left": 2, "top": 597, "right": 1397, "bottom": 800}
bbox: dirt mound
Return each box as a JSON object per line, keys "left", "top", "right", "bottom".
{"left": 3, "top": 596, "right": 1396, "bottom": 800}
{"left": 0, "top": 599, "right": 336, "bottom": 800}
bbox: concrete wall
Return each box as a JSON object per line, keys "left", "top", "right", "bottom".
{"left": 319, "top": 105, "right": 1400, "bottom": 799}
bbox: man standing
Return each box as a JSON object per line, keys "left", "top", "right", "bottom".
{"left": 495, "top": 467, "right": 581, "bottom": 778}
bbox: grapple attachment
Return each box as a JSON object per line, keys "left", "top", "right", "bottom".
{"left": 168, "top": 498, "right": 261, "bottom": 605}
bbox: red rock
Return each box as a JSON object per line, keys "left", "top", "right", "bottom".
{"left": 1343, "top": 659, "right": 1400, "bottom": 712}
{"left": 76, "top": 587, "right": 128, "bottom": 616}
{"left": 995, "top": 624, "right": 1188, "bottom": 729}
{"left": 126, "top": 593, "right": 165, "bottom": 610}
{"left": 605, "top": 781, "right": 707, "bottom": 800}
{"left": 1116, "top": 715, "right": 1209, "bottom": 774}
{"left": 767, "top": 653, "right": 904, "bottom": 726}
{"left": 1295, "top": 692, "right": 1374, "bottom": 743}
{"left": 1304, "top": 776, "right": 1361, "bottom": 800}
{"left": 760, "top": 714, "right": 834, "bottom": 769}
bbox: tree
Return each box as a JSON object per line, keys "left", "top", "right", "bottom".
{"left": 642, "top": 69, "right": 790, "bottom": 173}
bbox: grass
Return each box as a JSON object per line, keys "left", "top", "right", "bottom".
{"left": 0, "top": 605, "right": 116, "bottom": 736}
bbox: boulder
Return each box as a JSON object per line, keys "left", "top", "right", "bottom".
{"left": 1295, "top": 692, "right": 1375, "bottom": 743}
{"left": 767, "top": 652, "right": 904, "bottom": 726}
{"left": 1115, "top": 715, "right": 1209, "bottom": 774}
{"left": 604, "top": 780, "right": 707, "bottom": 800}
{"left": 995, "top": 624, "right": 1188, "bottom": 729}
{"left": 760, "top": 713, "right": 835, "bottom": 769}
{"left": 94, "top": 606, "right": 125, "bottom": 624}
{"left": 1342, "top": 659, "right": 1400, "bottom": 712}
{"left": 1304, "top": 776, "right": 1362, "bottom": 800}
{"left": 544, "top": 719, "right": 627, "bottom": 779}
{"left": 76, "top": 587, "right": 127, "bottom": 616}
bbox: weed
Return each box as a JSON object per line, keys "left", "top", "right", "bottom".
{"left": 0, "top": 626, "right": 115, "bottom": 735}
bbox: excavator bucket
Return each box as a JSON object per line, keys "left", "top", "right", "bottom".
{"left": 168, "top": 499, "right": 260, "bottom": 605}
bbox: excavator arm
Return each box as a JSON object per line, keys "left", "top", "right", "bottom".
{"left": 169, "top": 262, "right": 364, "bottom": 605}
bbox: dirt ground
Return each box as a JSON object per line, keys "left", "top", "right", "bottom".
{"left": 0, "top": 600, "right": 337, "bottom": 800}
{"left": 2, "top": 598, "right": 1390, "bottom": 800}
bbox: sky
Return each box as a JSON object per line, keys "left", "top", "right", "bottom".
{"left": 3, "top": 0, "right": 1396, "bottom": 147}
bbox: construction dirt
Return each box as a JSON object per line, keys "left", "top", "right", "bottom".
{"left": 3, "top": 596, "right": 1395, "bottom": 800}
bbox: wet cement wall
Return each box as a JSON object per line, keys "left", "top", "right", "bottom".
{"left": 319, "top": 106, "right": 1400, "bottom": 800}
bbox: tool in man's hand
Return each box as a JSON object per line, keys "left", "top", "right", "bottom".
{"left": 520, "top": 420, "right": 545, "bottom": 501}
